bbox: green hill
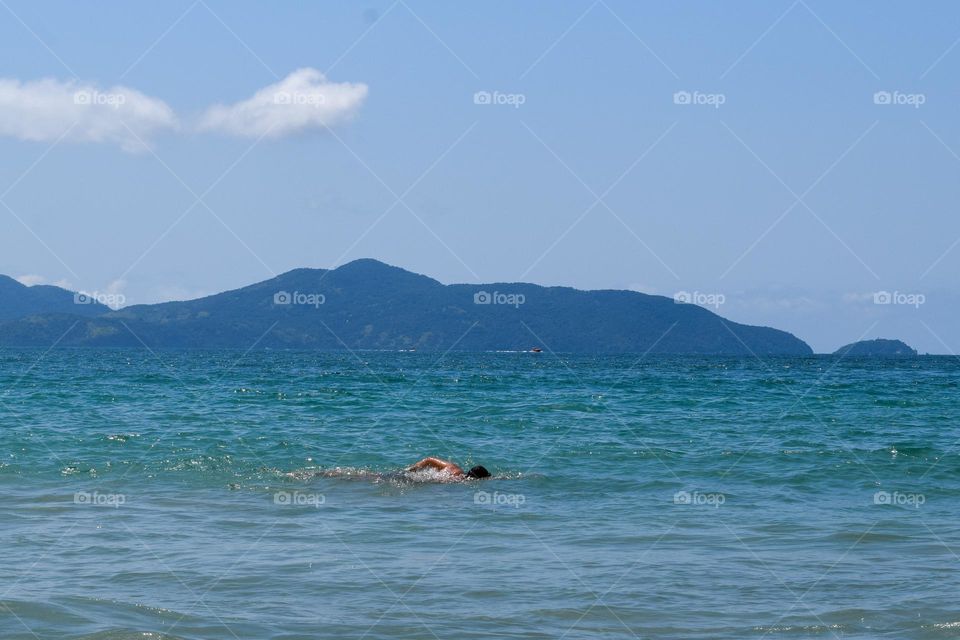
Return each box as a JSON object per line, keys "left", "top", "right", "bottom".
{"left": 0, "top": 259, "right": 813, "bottom": 354}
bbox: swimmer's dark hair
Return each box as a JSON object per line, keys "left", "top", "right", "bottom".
{"left": 465, "top": 465, "right": 491, "bottom": 479}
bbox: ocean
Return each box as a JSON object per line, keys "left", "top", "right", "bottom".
{"left": 1, "top": 350, "right": 957, "bottom": 639}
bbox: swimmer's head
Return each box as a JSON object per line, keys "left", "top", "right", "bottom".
{"left": 465, "top": 465, "right": 491, "bottom": 479}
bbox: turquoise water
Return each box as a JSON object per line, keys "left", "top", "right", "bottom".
{"left": 1, "top": 350, "right": 958, "bottom": 639}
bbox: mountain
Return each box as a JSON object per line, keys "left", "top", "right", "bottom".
{"left": 0, "top": 275, "right": 110, "bottom": 322}
{"left": 0, "top": 259, "right": 813, "bottom": 354}
{"left": 833, "top": 338, "right": 918, "bottom": 357}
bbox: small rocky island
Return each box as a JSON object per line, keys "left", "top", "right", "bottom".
{"left": 833, "top": 338, "right": 918, "bottom": 357}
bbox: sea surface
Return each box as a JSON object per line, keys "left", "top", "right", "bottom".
{"left": 1, "top": 350, "right": 958, "bottom": 639}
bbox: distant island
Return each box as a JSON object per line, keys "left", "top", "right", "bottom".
{"left": 833, "top": 338, "right": 918, "bottom": 357}
{"left": 0, "top": 259, "right": 814, "bottom": 355}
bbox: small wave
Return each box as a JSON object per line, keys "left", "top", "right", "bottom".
{"left": 752, "top": 623, "right": 848, "bottom": 635}
{"left": 74, "top": 633, "right": 185, "bottom": 640}
{"left": 928, "top": 621, "right": 960, "bottom": 629}
{"left": 105, "top": 433, "right": 140, "bottom": 443}
{"left": 825, "top": 529, "right": 913, "bottom": 543}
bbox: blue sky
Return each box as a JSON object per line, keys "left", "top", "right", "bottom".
{"left": 0, "top": 1, "right": 958, "bottom": 353}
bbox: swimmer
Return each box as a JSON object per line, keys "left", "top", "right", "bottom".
{"left": 295, "top": 458, "right": 492, "bottom": 483}
{"left": 405, "top": 457, "right": 491, "bottom": 480}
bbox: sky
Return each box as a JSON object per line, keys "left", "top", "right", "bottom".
{"left": 0, "top": 1, "right": 958, "bottom": 354}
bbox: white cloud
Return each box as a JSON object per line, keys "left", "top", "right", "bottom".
{"left": 105, "top": 278, "right": 126, "bottom": 295}
{"left": 0, "top": 77, "right": 178, "bottom": 152}
{"left": 198, "top": 68, "right": 367, "bottom": 138}
{"left": 15, "top": 274, "right": 46, "bottom": 286}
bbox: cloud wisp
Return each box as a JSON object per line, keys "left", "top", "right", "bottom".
{"left": 198, "top": 68, "right": 368, "bottom": 139}
{"left": 0, "top": 77, "right": 178, "bottom": 152}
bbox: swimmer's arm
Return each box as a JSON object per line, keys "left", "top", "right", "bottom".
{"left": 407, "top": 457, "right": 464, "bottom": 475}
{"left": 406, "top": 457, "right": 448, "bottom": 472}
